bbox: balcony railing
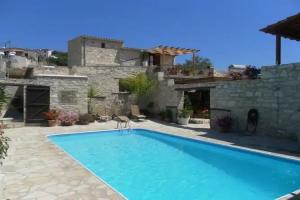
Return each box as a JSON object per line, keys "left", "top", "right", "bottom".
{"left": 162, "top": 65, "right": 214, "bottom": 78}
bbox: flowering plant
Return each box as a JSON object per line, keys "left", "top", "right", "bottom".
{"left": 43, "top": 108, "right": 60, "bottom": 120}
{"left": 202, "top": 108, "right": 209, "bottom": 113}
{"left": 58, "top": 111, "right": 79, "bottom": 126}
{"left": 229, "top": 71, "right": 243, "bottom": 80}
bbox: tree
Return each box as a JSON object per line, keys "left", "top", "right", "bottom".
{"left": 119, "top": 73, "right": 157, "bottom": 98}
{"left": 181, "top": 55, "right": 213, "bottom": 70}
{"left": 47, "top": 51, "right": 68, "bottom": 66}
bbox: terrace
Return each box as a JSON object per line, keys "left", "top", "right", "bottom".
{"left": 147, "top": 45, "right": 215, "bottom": 78}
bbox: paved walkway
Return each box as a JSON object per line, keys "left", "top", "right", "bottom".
{"left": 1, "top": 120, "right": 299, "bottom": 200}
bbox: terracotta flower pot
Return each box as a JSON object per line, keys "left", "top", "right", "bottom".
{"left": 48, "top": 120, "right": 57, "bottom": 127}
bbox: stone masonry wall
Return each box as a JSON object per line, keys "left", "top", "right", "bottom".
{"left": 85, "top": 47, "right": 119, "bottom": 66}
{"left": 210, "top": 63, "right": 300, "bottom": 139}
{"left": 35, "top": 75, "right": 88, "bottom": 113}
{"left": 0, "top": 75, "right": 88, "bottom": 119}
{"left": 118, "top": 48, "right": 142, "bottom": 66}
{"left": 68, "top": 38, "right": 82, "bottom": 66}
{"left": 141, "top": 74, "right": 184, "bottom": 116}
{"left": 34, "top": 65, "right": 147, "bottom": 115}
{"left": 34, "top": 66, "right": 71, "bottom": 75}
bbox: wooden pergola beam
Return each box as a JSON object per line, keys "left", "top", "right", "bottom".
{"left": 148, "top": 46, "right": 199, "bottom": 56}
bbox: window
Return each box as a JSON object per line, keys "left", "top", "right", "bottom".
{"left": 101, "top": 42, "right": 106, "bottom": 48}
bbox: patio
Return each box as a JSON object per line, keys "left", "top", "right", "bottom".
{"left": 1, "top": 120, "right": 299, "bottom": 200}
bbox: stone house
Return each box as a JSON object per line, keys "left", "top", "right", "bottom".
{"left": 65, "top": 36, "right": 196, "bottom": 116}
{"left": 68, "top": 35, "right": 146, "bottom": 67}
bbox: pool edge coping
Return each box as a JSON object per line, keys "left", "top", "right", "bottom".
{"left": 47, "top": 128, "right": 300, "bottom": 200}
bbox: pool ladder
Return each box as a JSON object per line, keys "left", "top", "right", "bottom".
{"left": 117, "top": 119, "right": 132, "bottom": 133}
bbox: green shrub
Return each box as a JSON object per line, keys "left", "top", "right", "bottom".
{"left": 47, "top": 51, "right": 68, "bottom": 66}
{"left": 178, "top": 108, "right": 192, "bottom": 118}
{"left": 119, "top": 73, "right": 157, "bottom": 98}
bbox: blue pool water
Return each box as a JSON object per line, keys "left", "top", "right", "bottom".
{"left": 49, "top": 129, "right": 300, "bottom": 200}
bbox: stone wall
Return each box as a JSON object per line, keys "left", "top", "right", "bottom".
{"left": 35, "top": 75, "right": 88, "bottom": 113}
{"left": 34, "top": 66, "right": 71, "bottom": 75}
{"left": 85, "top": 47, "right": 119, "bottom": 66}
{"left": 34, "top": 65, "right": 147, "bottom": 115}
{"left": 210, "top": 63, "right": 300, "bottom": 139}
{"left": 0, "top": 75, "right": 88, "bottom": 120}
{"left": 68, "top": 38, "right": 82, "bottom": 66}
{"left": 118, "top": 48, "right": 142, "bottom": 66}
{"left": 142, "top": 74, "right": 184, "bottom": 116}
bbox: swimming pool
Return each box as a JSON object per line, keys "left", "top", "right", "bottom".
{"left": 49, "top": 129, "right": 300, "bottom": 200}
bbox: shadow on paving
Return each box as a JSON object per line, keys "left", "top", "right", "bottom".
{"left": 199, "top": 131, "right": 300, "bottom": 158}
{"left": 150, "top": 119, "right": 300, "bottom": 158}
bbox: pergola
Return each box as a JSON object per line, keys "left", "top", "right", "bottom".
{"left": 148, "top": 45, "right": 199, "bottom": 72}
{"left": 148, "top": 45, "right": 199, "bottom": 56}
{"left": 260, "top": 13, "right": 300, "bottom": 65}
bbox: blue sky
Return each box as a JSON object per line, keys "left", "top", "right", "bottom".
{"left": 0, "top": 0, "right": 299, "bottom": 69}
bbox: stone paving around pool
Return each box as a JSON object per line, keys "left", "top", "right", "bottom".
{"left": 1, "top": 120, "right": 299, "bottom": 200}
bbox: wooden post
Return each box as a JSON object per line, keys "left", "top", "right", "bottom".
{"left": 276, "top": 35, "right": 281, "bottom": 65}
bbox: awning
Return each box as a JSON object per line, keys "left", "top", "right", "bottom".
{"left": 260, "top": 13, "right": 300, "bottom": 65}
{"left": 260, "top": 13, "right": 300, "bottom": 41}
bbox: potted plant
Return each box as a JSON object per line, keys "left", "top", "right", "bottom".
{"left": 43, "top": 108, "right": 60, "bottom": 127}
{"left": 58, "top": 111, "right": 79, "bottom": 126}
{"left": 77, "top": 113, "right": 95, "bottom": 125}
{"left": 177, "top": 108, "right": 192, "bottom": 125}
{"left": 216, "top": 115, "right": 233, "bottom": 133}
